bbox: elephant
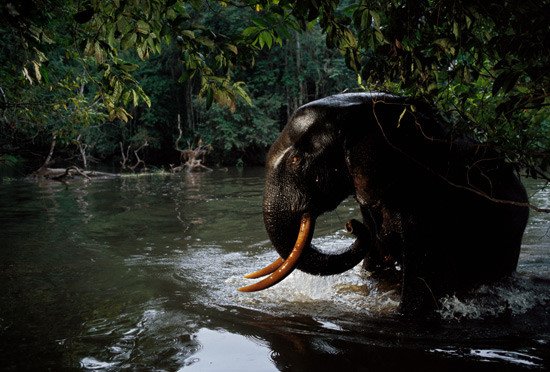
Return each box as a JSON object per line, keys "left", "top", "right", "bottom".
{"left": 239, "top": 92, "right": 529, "bottom": 315}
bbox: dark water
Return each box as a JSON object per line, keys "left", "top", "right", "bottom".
{"left": 0, "top": 169, "right": 548, "bottom": 371}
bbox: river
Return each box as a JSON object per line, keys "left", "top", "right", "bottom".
{"left": 0, "top": 168, "right": 548, "bottom": 371}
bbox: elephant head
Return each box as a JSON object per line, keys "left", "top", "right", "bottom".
{"left": 239, "top": 93, "right": 400, "bottom": 291}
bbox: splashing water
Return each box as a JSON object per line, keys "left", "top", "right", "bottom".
{"left": 438, "top": 277, "right": 550, "bottom": 320}
{"left": 430, "top": 348, "right": 544, "bottom": 367}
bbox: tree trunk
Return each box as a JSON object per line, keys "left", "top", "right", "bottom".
{"left": 76, "top": 134, "right": 88, "bottom": 169}
{"left": 34, "top": 134, "right": 57, "bottom": 176}
{"left": 284, "top": 47, "right": 292, "bottom": 124}
{"left": 296, "top": 32, "right": 305, "bottom": 107}
{"left": 184, "top": 80, "right": 195, "bottom": 132}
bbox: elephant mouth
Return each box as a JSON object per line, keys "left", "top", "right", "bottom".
{"left": 238, "top": 213, "right": 367, "bottom": 292}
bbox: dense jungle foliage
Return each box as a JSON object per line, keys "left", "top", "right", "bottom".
{"left": 0, "top": 0, "right": 548, "bottom": 179}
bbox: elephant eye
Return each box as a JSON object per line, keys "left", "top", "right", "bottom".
{"left": 290, "top": 155, "right": 300, "bottom": 165}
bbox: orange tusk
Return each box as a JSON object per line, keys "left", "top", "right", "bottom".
{"left": 244, "top": 257, "right": 284, "bottom": 279}
{"left": 238, "top": 213, "right": 312, "bottom": 292}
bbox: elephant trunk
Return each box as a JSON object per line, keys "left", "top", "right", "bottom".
{"left": 294, "top": 217, "right": 371, "bottom": 276}
{"left": 239, "top": 212, "right": 371, "bottom": 292}
{"left": 264, "top": 210, "right": 371, "bottom": 276}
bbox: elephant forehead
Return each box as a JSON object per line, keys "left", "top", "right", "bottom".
{"left": 289, "top": 108, "right": 319, "bottom": 138}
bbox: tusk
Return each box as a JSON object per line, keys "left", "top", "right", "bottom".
{"left": 243, "top": 257, "right": 284, "bottom": 279}
{"left": 238, "top": 213, "right": 312, "bottom": 292}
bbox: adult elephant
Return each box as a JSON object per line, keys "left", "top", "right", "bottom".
{"left": 240, "top": 92, "right": 529, "bottom": 315}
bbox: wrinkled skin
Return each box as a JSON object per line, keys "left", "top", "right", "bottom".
{"left": 262, "top": 92, "right": 529, "bottom": 315}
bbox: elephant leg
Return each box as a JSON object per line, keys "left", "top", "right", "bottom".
{"left": 398, "top": 237, "right": 440, "bottom": 316}
{"left": 399, "top": 269, "right": 438, "bottom": 315}
{"left": 361, "top": 205, "right": 403, "bottom": 284}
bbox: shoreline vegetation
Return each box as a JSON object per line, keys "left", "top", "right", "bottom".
{"left": 0, "top": 1, "right": 548, "bottom": 186}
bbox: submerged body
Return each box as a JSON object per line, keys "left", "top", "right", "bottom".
{"left": 243, "top": 92, "right": 529, "bottom": 314}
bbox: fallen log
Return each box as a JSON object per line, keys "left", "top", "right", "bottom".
{"left": 33, "top": 166, "right": 120, "bottom": 181}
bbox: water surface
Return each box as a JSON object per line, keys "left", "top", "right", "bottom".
{"left": 0, "top": 169, "right": 548, "bottom": 370}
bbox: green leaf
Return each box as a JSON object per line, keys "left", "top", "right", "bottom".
{"left": 233, "top": 82, "right": 251, "bottom": 105}
{"left": 40, "top": 65, "right": 49, "bottom": 83}
{"left": 360, "top": 9, "right": 370, "bottom": 30}
{"left": 146, "top": 35, "right": 156, "bottom": 50}
{"left": 107, "top": 25, "right": 116, "bottom": 47}
{"left": 136, "top": 20, "right": 150, "bottom": 34}
{"left": 465, "top": 15, "right": 472, "bottom": 29}
{"left": 120, "top": 63, "right": 138, "bottom": 72}
{"left": 182, "top": 30, "right": 195, "bottom": 39}
{"left": 375, "top": 30, "right": 384, "bottom": 43}
{"left": 166, "top": 8, "right": 177, "bottom": 20}
{"left": 32, "top": 61, "right": 42, "bottom": 81}
{"left": 197, "top": 36, "right": 215, "bottom": 49}
{"left": 141, "top": 89, "right": 151, "bottom": 107}
{"left": 131, "top": 89, "right": 138, "bottom": 107}
{"left": 371, "top": 11, "right": 381, "bottom": 29}
{"left": 116, "top": 107, "right": 129, "bottom": 122}
{"left": 397, "top": 107, "right": 407, "bottom": 127}
{"left": 122, "top": 90, "right": 131, "bottom": 105}
{"left": 121, "top": 32, "right": 137, "bottom": 50}
{"left": 117, "top": 17, "right": 131, "bottom": 34}
{"left": 173, "top": 2, "right": 188, "bottom": 16}
{"left": 258, "top": 31, "right": 273, "bottom": 49}
{"left": 453, "top": 21, "right": 460, "bottom": 40}
{"left": 434, "top": 38, "right": 455, "bottom": 55}
{"left": 226, "top": 43, "right": 238, "bottom": 54}
{"left": 136, "top": 44, "right": 148, "bottom": 60}
{"left": 242, "top": 26, "right": 259, "bottom": 37}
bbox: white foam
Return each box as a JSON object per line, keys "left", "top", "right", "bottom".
{"left": 431, "top": 348, "right": 543, "bottom": 367}
{"left": 80, "top": 357, "right": 118, "bottom": 370}
{"left": 437, "top": 279, "right": 550, "bottom": 320}
{"left": 229, "top": 265, "right": 400, "bottom": 317}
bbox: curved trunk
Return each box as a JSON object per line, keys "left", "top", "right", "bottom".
{"left": 264, "top": 212, "right": 370, "bottom": 276}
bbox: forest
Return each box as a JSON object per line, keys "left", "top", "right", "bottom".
{"left": 0, "top": 0, "right": 548, "bottom": 179}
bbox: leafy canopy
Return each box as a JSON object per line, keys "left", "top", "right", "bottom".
{"left": 1, "top": 0, "right": 548, "bottom": 178}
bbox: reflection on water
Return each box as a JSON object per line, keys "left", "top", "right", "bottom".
{"left": 0, "top": 170, "right": 548, "bottom": 370}
{"left": 184, "top": 328, "right": 277, "bottom": 371}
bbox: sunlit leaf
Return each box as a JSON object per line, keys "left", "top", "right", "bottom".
{"left": 136, "top": 20, "right": 150, "bottom": 34}
{"left": 242, "top": 26, "right": 259, "bottom": 37}
{"left": 226, "top": 43, "right": 238, "bottom": 54}
{"left": 32, "top": 61, "right": 41, "bottom": 81}
{"left": 121, "top": 32, "right": 137, "bottom": 50}
{"left": 453, "top": 21, "right": 460, "bottom": 40}
{"left": 182, "top": 30, "right": 195, "bottom": 39}
{"left": 22, "top": 67, "right": 33, "bottom": 84}
{"left": 132, "top": 89, "right": 139, "bottom": 107}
